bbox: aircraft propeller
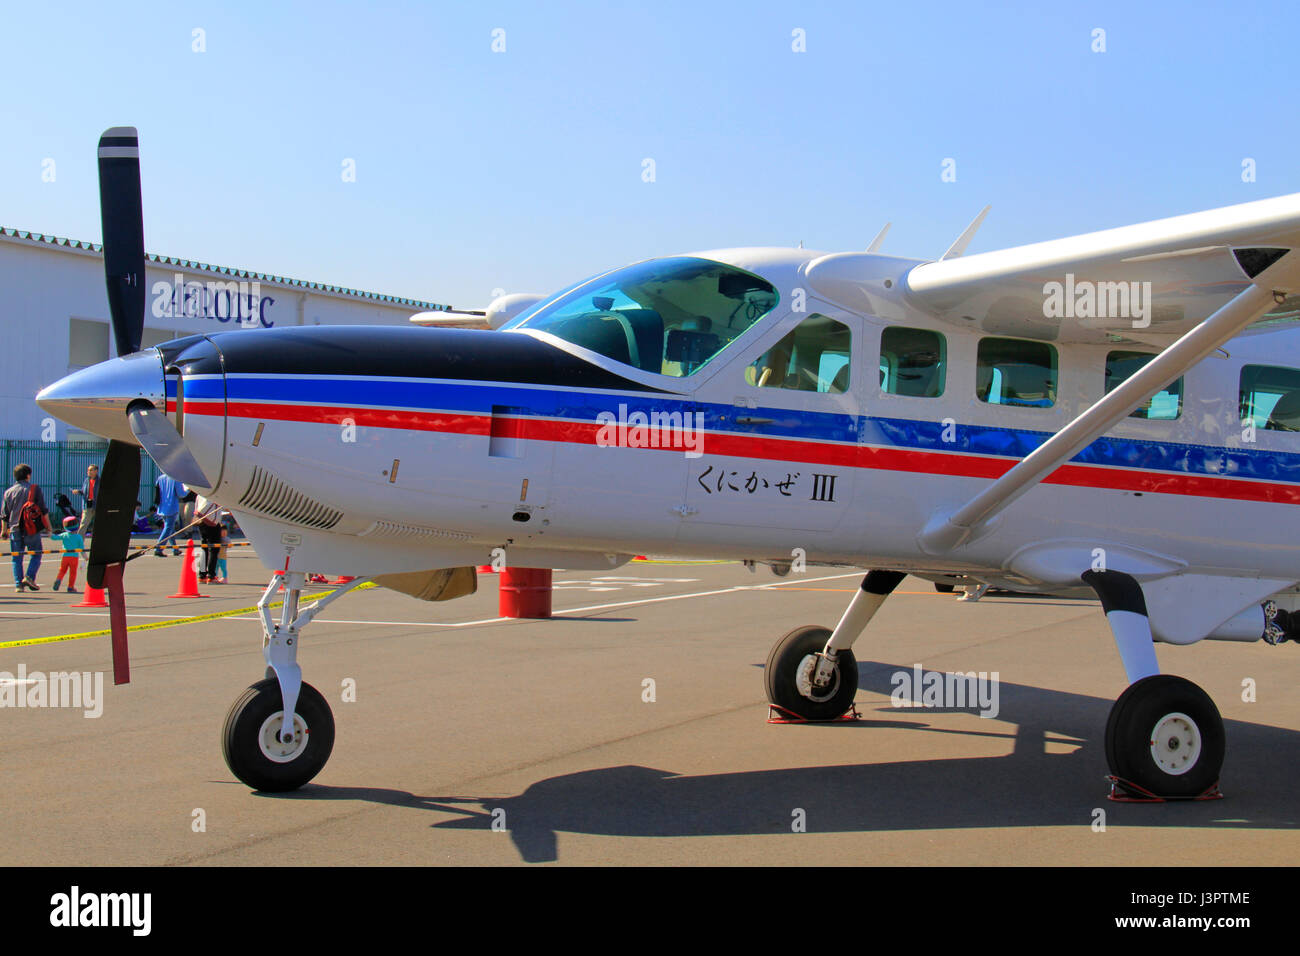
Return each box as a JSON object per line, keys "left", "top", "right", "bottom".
{"left": 88, "top": 126, "right": 209, "bottom": 684}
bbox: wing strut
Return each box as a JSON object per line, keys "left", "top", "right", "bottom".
{"left": 918, "top": 271, "right": 1294, "bottom": 554}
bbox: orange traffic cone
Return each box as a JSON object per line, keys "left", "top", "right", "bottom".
{"left": 169, "top": 540, "right": 209, "bottom": 598}
{"left": 71, "top": 584, "right": 108, "bottom": 608}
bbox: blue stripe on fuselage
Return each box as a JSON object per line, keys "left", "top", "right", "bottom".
{"left": 199, "top": 374, "right": 1300, "bottom": 485}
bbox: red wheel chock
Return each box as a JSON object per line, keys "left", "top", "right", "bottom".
{"left": 1105, "top": 775, "right": 1224, "bottom": 802}
{"left": 766, "top": 703, "right": 861, "bottom": 724}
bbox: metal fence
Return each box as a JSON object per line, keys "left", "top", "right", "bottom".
{"left": 0, "top": 440, "right": 160, "bottom": 513}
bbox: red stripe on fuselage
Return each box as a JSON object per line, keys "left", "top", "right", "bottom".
{"left": 185, "top": 400, "right": 1300, "bottom": 505}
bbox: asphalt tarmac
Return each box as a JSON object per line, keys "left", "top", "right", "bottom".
{"left": 2, "top": 544, "right": 1297, "bottom": 866}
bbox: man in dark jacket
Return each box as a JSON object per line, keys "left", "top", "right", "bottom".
{"left": 71, "top": 463, "right": 98, "bottom": 536}
{"left": 2, "top": 463, "right": 54, "bottom": 591}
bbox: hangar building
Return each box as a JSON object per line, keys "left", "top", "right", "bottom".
{"left": 0, "top": 226, "right": 454, "bottom": 442}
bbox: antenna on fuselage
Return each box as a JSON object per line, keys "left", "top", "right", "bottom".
{"left": 866, "top": 222, "right": 891, "bottom": 253}
{"left": 940, "top": 205, "right": 992, "bottom": 260}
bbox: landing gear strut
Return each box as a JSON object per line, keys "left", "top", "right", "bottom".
{"left": 764, "top": 570, "right": 905, "bottom": 720}
{"left": 1083, "top": 569, "right": 1225, "bottom": 797}
{"left": 221, "top": 572, "right": 369, "bottom": 791}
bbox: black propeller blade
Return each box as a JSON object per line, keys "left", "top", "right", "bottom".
{"left": 87, "top": 439, "right": 141, "bottom": 592}
{"left": 97, "top": 127, "right": 145, "bottom": 358}
{"left": 94, "top": 126, "right": 149, "bottom": 684}
{"left": 87, "top": 438, "right": 140, "bottom": 686}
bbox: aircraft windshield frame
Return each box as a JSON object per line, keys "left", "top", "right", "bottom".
{"left": 503, "top": 257, "right": 780, "bottom": 379}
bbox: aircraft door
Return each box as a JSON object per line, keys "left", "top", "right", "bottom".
{"left": 681, "top": 312, "right": 860, "bottom": 538}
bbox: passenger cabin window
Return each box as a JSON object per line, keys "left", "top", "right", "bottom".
{"left": 1240, "top": 364, "right": 1300, "bottom": 432}
{"left": 1104, "top": 350, "right": 1183, "bottom": 420}
{"left": 505, "top": 256, "right": 778, "bottom": 377}
{"left": 976, "top": 337, "right": 1057, "bottom": 407}
{"left": 880, "top": 327, "right": 946, "bottom": 397}
{"left": 745, "top": 314, "right": 851, "bottom": 393}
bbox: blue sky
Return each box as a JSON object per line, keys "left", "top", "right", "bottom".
{"left": 2, "top": 0, "right": 1296, "bottom": 309}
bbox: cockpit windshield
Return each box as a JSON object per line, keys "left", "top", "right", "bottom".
{"left": 503, "top": 257, "right": 779, "bottom": 377}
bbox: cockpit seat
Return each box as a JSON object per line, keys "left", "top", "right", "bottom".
{"left": 1266, "top": 390, "right": 1300, "bottom": 431}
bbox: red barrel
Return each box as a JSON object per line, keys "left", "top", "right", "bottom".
{"left": 499, "top": 567, "right": 552, "bottom": 619}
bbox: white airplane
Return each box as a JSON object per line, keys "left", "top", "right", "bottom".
{"left": 34, "top": 127, "right": 1300, "bottom": 799}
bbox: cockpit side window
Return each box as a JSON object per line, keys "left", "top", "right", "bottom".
{"left": 1240, "top": 364, "right": 1300, "bottom": 432}
{"left": 880, "top": 326, "right": 946, "bottom": 397}
{"left": 976, "top": 337, "right": 1057, "bottom": 408}
{"left": 505, "top": 257, "right": 778, "bottom": 377}
{"left": 744, "top": 314, "right": 852, "bottom": 393}
{"left": 1105, "top": 350, "right": 1182, "bottom": 420}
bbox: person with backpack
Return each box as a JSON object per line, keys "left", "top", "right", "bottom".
{"left": 2, "top": 463, "right": 53, "bottom": 591}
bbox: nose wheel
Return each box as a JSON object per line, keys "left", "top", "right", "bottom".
{"left": 764, "top": 625, "right": 858, "bottom": 721}
{"left": 222, "top": 678, "right": 335, "bottom": 792}
{"left": 1104, "top": 674, "right": 1224, "bottom": 798}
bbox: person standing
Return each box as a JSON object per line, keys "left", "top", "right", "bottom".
{"left": 154, "top": 473, "right": 186, "bottom": 557}
{"left": 215, "top": 522, "right": 230, "bottom": 583}
{"left": 50, "top": 516, "right": 83, "bottom": 593}
{"left": 197, "top": 503, "right": 223, "bottom": 583}
{"left": 71, "top": 464, "right": 99, "bottom": 537}
{"left": 2, "top": 463, "right": 53, "bottom": 591}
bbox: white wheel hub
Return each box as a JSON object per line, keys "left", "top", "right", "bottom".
{"left": 258, "top": 711, "right": 309, "bottom": 763}
{"left": 1149, "top": 711, "right": 1200, "bottom": 775}
{"left": 795, "top": 654, "right": 838, "bottom": 702}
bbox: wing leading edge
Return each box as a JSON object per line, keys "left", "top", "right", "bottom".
{"left": 904, "top": 193, "right": 1300, "bottom": 344}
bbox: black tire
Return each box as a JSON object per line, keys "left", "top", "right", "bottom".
{"left": 934, "top": 583, "right": 956, "bottom": 593}
{"left": 1104, "top": 674, "right": 1224, "bottom": 798}
{"left": 770, "top": 562, "right": 792, "bottom": 577}
{"left": 764, "top": 625, "right": 857, "bottom": 721}
{"left": 222, "top": 678, "right": 334, "bottom": 792}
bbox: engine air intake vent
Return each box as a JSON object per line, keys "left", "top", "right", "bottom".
{"left": 360, "top": 520, "right": 473, "bottom": 542}
{"left": 238, "top": 466, "right": 343, "bottom": 530}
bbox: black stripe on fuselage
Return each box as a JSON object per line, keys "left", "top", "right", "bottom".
{"left": 202, "top": 326, "right": 670, "bottom": 392}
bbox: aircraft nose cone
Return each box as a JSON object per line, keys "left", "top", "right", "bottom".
{"left": 36, "top": 349, "right": 166, "bottom": 444}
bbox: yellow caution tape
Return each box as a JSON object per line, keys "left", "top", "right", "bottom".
{"left": 0, "top": 582, "right": 376, "bottom": 649}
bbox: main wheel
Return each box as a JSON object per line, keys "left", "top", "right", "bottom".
{"left": 222, "top": 678, "right": 335, "bottom": 792}
{"left": 1104, "top": 674, "right": 1224, "bottom": 798}
{"left": 764, "top": 625, "right": 857, "bottom": 721}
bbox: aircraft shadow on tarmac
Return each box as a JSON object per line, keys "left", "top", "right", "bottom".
{"left": 280, "top": 661, "right": 1300, "bottom": 863}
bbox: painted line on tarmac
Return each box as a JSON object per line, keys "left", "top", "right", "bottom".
{"left": 0, "top": 584, "right": 368, "bottom": 650}
{"left": 222, "top": 571, "right": 866, "bottom": 630}
{"left": 4, "top": 572, "right": 860, "bottom": 646}
{"left": 0, "top": 610, "right": 198, "bottom": 619}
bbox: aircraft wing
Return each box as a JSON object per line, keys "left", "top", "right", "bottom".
{"left": 904, "top": 193, "right": 1300, "bottom": 345}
